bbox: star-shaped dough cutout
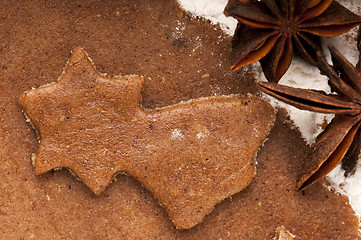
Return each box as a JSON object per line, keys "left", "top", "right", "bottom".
{"left": 19, "top": 47, "right": 275, "bottom": 229}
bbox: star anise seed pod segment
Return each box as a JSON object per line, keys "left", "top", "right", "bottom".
{"left": 224, "top": 0, "right": 361, "bottom": 83}
{"left": 258, "top": 45, "right": 361, "bottom": 190}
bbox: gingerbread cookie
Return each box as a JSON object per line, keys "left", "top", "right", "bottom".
{"left": 19, "top": 47, "right": 275, "bottom": 229}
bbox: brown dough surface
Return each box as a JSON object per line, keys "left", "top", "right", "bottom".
{"left": 0, "top": 0, "right": 360, "bottom": 239}
{"left": 19, "top": 47, "right": 275, "bottom": 229}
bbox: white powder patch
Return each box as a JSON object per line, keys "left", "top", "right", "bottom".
{"left": 196, "top": 132, "right": 204, "bottom": 139}
{"left": 327, "top": 164, "right": 361, "bottom": 220}
{"left": 210, "top": 83, "right": 222, "bottom": 96}
{"left": 171, "top": 129, "right": 184, "bottom": 140}
{"left": 197, "top": 128, "right": 210, "bottom": 139}
{"left": 172, "top": 20, "right": 186, "bottom": 39}
{"left": 177, "top": 0, "right": 237, "bottom": 35}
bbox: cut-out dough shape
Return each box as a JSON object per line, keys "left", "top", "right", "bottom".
{"left": 19, "top": 47, "right": 275, "bottom": 229}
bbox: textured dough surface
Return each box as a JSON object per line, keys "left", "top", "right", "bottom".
{"left": 0, "top": 0, "right": 360, "bottom": 238}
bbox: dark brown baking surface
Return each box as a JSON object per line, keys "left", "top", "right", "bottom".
{"left": 0, "top": 0, "right": 360, "bottom": 239}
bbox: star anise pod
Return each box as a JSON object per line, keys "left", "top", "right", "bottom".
{"left": 258, "top": 44, "right": 361, "bottom": 190}
{"left": 224, "top": 0, "right": 361, "bottom": 83}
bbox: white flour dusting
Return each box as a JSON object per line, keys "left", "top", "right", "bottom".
{"left": 177, "top": 0, "right": 361, "bottom": 221}
{"left": 197, "top": 128, "right": 209, "bottom": 139}
{"left": 171, "top": 129, "right": 184, "bottom": 140}
{"left": 177, "top": 0, "right": 237, "bottom": 35}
